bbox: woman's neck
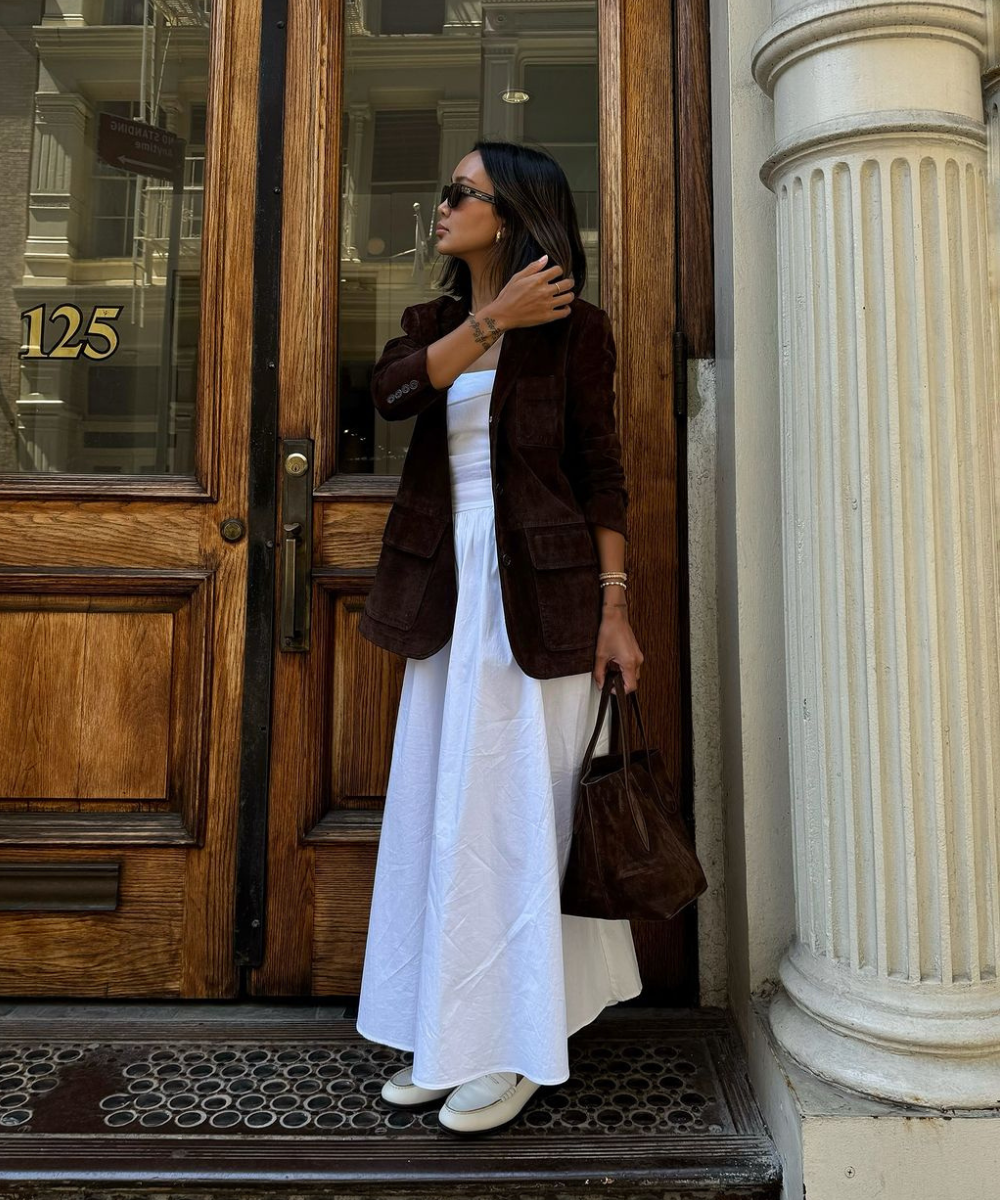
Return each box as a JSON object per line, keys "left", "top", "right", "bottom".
{"left": 469, "top": 265, "right": 499, "bottom": 314}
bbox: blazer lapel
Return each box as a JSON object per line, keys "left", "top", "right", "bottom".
{"left": 491, "top": 323, "right": 541, "bottom": 425}
{"left": 436, "top": 296, "right": 542, "bottom": 425}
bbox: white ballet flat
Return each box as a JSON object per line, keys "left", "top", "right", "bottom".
{"left": 438, "top": 1071, "right": 542, "bottom": 1134}
{"left": 380, "top": 1064, "right": 455, "bottom": 1108}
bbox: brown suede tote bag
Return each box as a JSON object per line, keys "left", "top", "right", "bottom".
{"left": 560, "top": 665, "right": 708, "bottom": 920}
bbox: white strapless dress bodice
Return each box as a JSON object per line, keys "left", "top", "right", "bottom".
{"left": 444, "top": 367, "right": 495, "bottom": 510}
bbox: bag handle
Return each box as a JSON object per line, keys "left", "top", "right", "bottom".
{"left": 613, "top": 669, "right": 651, "bottom": 850}
{"left": 620, "top": 678, "right": 676, "bottom": 816}
{"left": 581, "top": 665, "right": 653, "bottom": 848}
{"left": 581, "top": 664, "right": 620, "bottom": 772}
{"left": 581, "top": 665, "right": 675, "bottom": 817}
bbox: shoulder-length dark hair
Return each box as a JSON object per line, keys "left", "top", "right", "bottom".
{"left": 434, "top": 139, "right": 588, "bottom": 311}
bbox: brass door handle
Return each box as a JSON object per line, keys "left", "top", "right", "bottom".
{"left": 279, "top": 439, "right": 313, "bottom": 651}
{"left": 281, "top": 521, "right": 302, "bottom": 639}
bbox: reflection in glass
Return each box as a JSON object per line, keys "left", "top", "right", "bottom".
{"left": 0, "top": 1, "right": 211, "bottom": 476}
{"left": 338, "top": 2, "right": 599, "bottom": 476}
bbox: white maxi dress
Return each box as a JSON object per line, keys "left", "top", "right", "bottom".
{"left": 356, "top": 364, "right": 643, "bottom": 1090}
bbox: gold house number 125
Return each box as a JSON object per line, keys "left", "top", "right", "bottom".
{"left": 20, "top": 304, "right": 123, "bottom": 360}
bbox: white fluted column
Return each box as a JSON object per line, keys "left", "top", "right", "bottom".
{"left": 26, "top": 93, "right": 88, "bottom": 276}
{"left": 986, "top": 6, "right": 999, "bottom": 308}
{"left": 341, "top": 102, "right": 370, "bottom": 262}
{"left": 752, "top": 0, "right": 1000, "bottom": 1108}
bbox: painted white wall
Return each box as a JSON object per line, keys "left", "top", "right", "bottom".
{"left": 708, "top": 0, "right": 795, "bottom": 1044}
{"left": 687, "top": 358, "right": 729, "bottom": 1007}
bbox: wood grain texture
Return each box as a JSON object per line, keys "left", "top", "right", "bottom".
{"left": 0, "top": 849, "right": 185, "bottom": 996}
{"left": 277, "top": 0, "right": 339, "bottom": 465}
{"left": 0, "top": 0, "right": 261, "bottom": 999}
{"left": 0, "top": 578, "right": 213, "bottom": 844}
{"left": 177, "top": 0, "right": 259, "bottom": 999}
{"left": 0, "top": 609, "right": 172, "bottom": 801}
{"left": 0, "top": 611, "right": 86, "bottom": 801}
{"left": 328, "top": 595, "right": 405, "bottom": 809}
{"left": 0, "top": 507, "right": 204, "bottom": 568}
{"left": 78, "top": 612, "right": 173, "bottom": 799}
{"left": 600, "top": 0, "right": 691, "bottom": 999}
{"left": 246, "top": 564, "right": 329, "bottom": 996}
{"left": 312, "top": 844, "right": 378, "bottom": 994}
{"left": 319, "top": 502, "right": 387, "bottom": 567}
{"left": 676, "top": 0, "right": 715, "bottom": 356}
{"left": 0, "top": 812, "right": 194, "bottom": 845}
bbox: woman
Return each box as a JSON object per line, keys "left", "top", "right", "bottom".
{"left": 356, "top": 140, "right": 645, "bottom": 1135}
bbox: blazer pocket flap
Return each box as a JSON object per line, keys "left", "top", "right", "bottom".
{"left": 382, "top": 506, "right": 447, "bottom": 558}
{"left": 526, "top": 524, "right": 596, "bottom": 569}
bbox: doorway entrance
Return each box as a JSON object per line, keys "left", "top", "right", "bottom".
{"left": 0, "top": 0, "right": 705, "bottom": 1005}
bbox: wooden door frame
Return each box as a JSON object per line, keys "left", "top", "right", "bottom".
{"left": 246, "top": 0, "right": 714, "bottom": 1002}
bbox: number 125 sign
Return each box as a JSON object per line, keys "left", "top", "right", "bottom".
{"left": 20, "top": 304, "right": 123, "bottom": 360}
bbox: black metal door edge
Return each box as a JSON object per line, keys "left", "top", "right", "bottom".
{"left": 233, "top": 0, "right": 289, "bottom": 969}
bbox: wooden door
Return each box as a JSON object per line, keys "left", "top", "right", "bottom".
{"left": 0, "top": 0, "right": 260, "bottom": 998}
{"left": 249, "top": 0, "right": 708, "bottom": 1004}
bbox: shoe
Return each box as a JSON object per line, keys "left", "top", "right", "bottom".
{"left": 437, "top": 1071, "right": 541, "bottom": 1134}
{"left": 380, "top": 1064, "right": 455, "bottom": 1109}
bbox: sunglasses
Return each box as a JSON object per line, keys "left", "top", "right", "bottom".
{"left": 439, "top": 182, "right": 497, "bottom": 209}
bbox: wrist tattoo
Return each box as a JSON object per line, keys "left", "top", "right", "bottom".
{"left": 467, "top": 313, "right": 501, "bottom": 348}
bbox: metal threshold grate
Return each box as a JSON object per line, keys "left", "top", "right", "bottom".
{"left": 0, "top": 1004, "right": 781, "bottom": 1199}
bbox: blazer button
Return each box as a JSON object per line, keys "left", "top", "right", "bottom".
{"left": 401, "top": 383, "right": 410, "bottom": 393}
{"left": 495, "top": 482, "right": 504, "bottom": 496}
{"left": 488, "top": 415, "right": 494, "bottom": 425}
{"left": 501, "top": 551, "right": 511, "bottom": 567}
{"left": 409, "top": 379, "right": 418, "bottom": 388}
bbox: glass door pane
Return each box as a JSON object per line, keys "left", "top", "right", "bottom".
{"left": 338, "top": 0, "right": 599, "bottom": 476}
{"left": 0, "top": 1, "right": 211, "bottom": 475}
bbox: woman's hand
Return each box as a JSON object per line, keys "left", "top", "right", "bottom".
{"left": 484, "top": 256, "right": 575, "bottom": 330}
{"left": 593, "top": 607, "right": 644, "bottom": 694}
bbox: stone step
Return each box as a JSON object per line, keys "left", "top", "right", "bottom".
{"left": 0, "top": 1003, "right": 781, "bottom": 1199}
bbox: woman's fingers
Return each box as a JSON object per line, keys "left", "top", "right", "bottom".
{"left": 614, "top": 672, "right": 638, "bottom": 700}
{"left": 594, "top": 657, "right": 641, "bottom": 692}
{"left": 613, "top": 668, "right": 639, "bottom": 695}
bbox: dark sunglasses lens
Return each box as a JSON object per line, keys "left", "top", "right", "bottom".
{"left": 441, "top": 184, "right": 462, "bottom": 208}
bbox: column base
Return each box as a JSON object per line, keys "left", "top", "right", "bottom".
{"left": 746, "top": 996, "right": 1000, "bottom": 1200}
{"left": 770, "top": 941, "right": 1000, "bottom": 1108}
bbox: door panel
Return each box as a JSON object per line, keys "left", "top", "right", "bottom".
{"left": 0, "top": 0, "right": 260, "bottom": 998}
{"left": 253, "top": 0, "right": 696, "bottom": 1002}
{"left": 0, "top": 578, "right": 211, "bottom": 813}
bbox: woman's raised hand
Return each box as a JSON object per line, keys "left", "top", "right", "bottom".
{"left": 486, "top": 256, "right": 575, "bottom": 330}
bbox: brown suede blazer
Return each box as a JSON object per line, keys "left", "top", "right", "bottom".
{"left": 358, "top": 292, "right": 629, "bottom": 679}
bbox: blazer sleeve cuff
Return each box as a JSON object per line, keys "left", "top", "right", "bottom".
{"left": 371, "top": 307, "right": 449, "bottom": 421}
{"left": 583, "top": 494, "right": 630, "bottom": 541}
